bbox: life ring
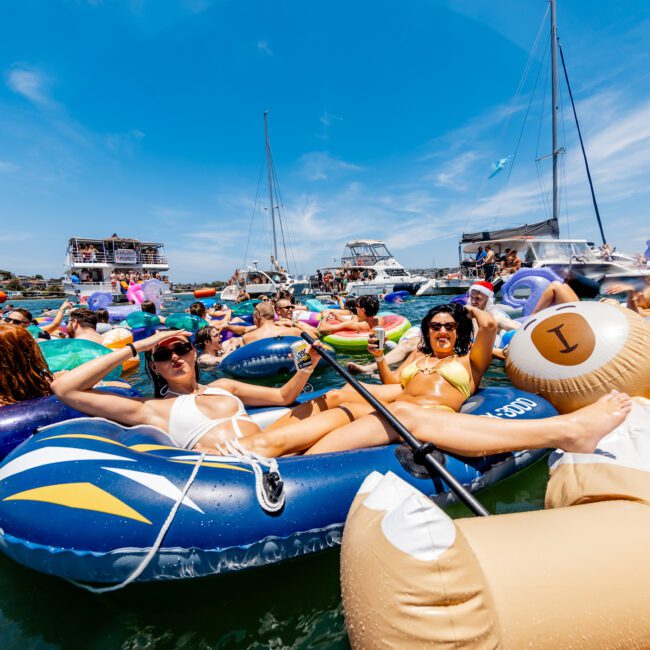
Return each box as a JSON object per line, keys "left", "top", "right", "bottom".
{"left": 165, "top": 313, "right": 209, "bottom": 333}
{"left": 40, "top": 339, "right": 123, "bottom": 381}
{"left": 322, "top": 314, "right": 411, "bottom": 352}
{"left": 340, "top": 398, "right": 650, "bottom": 649}
{"left": 102, "top": 327, "right": 140, "bottom": 373}
{"left": 501, "top": 267, "right": 562, "bottom": 315}
{"left": 383, "top": 290, "right": 410, "bottom": 303}
{"left": 124, "top": 311, "right": 161, "bottom": 330}
{"left": 87, "top": 292, "right": 113, "bottom": 311}
{"left": 194, "top": 287, "right": 216, "bottom": 299}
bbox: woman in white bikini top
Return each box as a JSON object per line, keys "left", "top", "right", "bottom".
{"left": 51, "top": 330, "right": 324, "bottom": 451}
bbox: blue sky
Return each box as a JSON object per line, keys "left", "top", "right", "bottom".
{"left": 1, "top": 0, "right": 649, "bottom": 282}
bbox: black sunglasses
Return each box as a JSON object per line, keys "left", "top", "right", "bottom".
{"left": 4, "top": 316, "right": 29, "bottom": 326}
{"left": 276, "top": 304, "right": 293, "bottom": 310}
{"left": 152, "top": 342, "right": 194, "bottom": 362}
{"left": 430, "top": 322, "right": 458, "bottom": 332}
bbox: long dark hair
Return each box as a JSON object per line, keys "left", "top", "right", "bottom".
{"left": 144, "top": 346, "right": 201, "bottom": 398}
{"left": 419, "top": 303, "right": 472, "bottom": 356}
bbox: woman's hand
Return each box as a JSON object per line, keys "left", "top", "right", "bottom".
{"left": 464, "top": 304, "right": 477, "bottom": 318}
{"left": 306, "top": 341, "right": 323, "bottom": 368}
{"left": 136, "top": 329, "right": 193, "bottom": 353}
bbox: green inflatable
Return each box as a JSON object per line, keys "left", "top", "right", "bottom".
{"left": 232, "top": 300, "right": 261, "bottom": 316}
{"left": 165, "top": 313, "right": 209, "bottom": 332}
{"left": 125, "top": 311, "right": 161, "bottom": 329}
{"left": 40, "top": 339, "right": 122, "bottom": 381}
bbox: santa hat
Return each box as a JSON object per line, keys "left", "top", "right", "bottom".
{"left": 469, "top": 281, "right": 494, "bottom": 298}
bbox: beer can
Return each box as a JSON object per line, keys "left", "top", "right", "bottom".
{"left": 372, "top": 327, "right": 386, "bottom": 350}
{"left": 290, "top": 340, "right": 312, "bottom": 371}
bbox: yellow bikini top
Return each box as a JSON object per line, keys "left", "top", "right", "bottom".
{"left": 400, "top": 355, "right": 471, "bottom": 399}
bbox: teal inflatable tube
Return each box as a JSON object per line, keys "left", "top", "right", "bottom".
{"left": 40, "top": 339, "right": 122, "bottom": 381}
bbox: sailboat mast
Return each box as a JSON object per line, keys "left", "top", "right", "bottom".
{"left": 550, "top": 0, "right": 559, "bottom": 225}
{"left": 264, "top": 111, "right": 278, "bottom": 261}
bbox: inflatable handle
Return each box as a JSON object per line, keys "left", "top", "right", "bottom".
{"left": 501, "top": 268, "right": 562, "bottom": 316}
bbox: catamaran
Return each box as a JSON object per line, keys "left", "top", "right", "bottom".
{"left": 456, "top": 0, "right": 648, "bottom": 288}
{"left": 220, "top": 113, "right": 309, "bottom": 301}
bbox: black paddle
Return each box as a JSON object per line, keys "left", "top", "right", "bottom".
{"left": 300, "top": 332, "right": 490, "bottom": 517}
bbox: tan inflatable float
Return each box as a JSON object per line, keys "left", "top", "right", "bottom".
{"left": 505, "top": 301, "right": 650, "bottom": 413}
{"left": 341, "top": 398, "right": 650, "bottom": 648}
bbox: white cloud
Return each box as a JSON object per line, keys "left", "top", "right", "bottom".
{"left": 257, "top": 40, "right": 273, "bottom": 56}
{"left": 298, "top": 151, "right": 362, "bottom": 181}
{"left": 6, "top": 67, "right": 56, "bottom": 109}
{"left": 431, "top": 152, "right": 479, "bottom": 190}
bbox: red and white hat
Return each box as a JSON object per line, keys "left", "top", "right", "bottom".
{"left": 469, "top": 281, "right": 494, "bottom": 297}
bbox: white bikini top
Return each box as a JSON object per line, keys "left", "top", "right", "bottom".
{"left": 167, "top": 386, "right": 254, "bottom": 450}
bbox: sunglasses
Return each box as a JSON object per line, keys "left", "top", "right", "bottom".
{"left": 276, "top": 304, "right": 293, "bottom": 310}
{"left": 152, "top": 341, "right": 194, "bottom": 362}
{"left": 430, "top": 322, "right": 458, "bottom": 332}
{"left": 4, "top": 316, "right": 29, "bottom": 326}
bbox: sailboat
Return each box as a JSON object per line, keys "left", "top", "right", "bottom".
{"left": 220, "top": 113, "right": 309, "bottom": 301}
{"left": 457, "top": 0, "right": 649, "bottom": 287}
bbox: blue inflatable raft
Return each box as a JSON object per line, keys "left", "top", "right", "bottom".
{"left": 0, "top": 386, "right": 554, "bottom": 585}
{"left": 218, "top": 336, "right": 301, "bottom": 379}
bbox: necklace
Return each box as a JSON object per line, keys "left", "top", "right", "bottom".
{"left": 420, "top": 354, "right": 456, "bottom": 375}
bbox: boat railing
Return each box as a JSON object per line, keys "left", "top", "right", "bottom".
{"left": 68, "top": 249, "right": 168, "bottom": 265}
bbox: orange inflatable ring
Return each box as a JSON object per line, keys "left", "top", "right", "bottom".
{"left": 102, "top": 327, "right": 139, "bottom": 374}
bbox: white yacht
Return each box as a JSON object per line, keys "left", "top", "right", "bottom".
{"left": 63, "top": 236, "right": 170, "bottom": 300}
{"left": 323, "top": 240, "right": 427, "bottom": 297}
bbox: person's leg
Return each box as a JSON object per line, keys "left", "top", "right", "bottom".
{"left": 239, "top": 402, "right": 374, "bottom": 457}
{"left": 266, "top": 382, "right": 403, "bottom": 428}
{"left": 305, "top": 391, "right": 632, "bottom": 456}
{"left": 530, "top": 281, "right": 580, "bottom": 314}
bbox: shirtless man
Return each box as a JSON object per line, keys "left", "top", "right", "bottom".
{"left": 223, "top": 302, "right": 312, "bottom": 345}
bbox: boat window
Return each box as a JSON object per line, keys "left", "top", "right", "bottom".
{"left": 531, "top": 241, "right": 596, "bottom": 261}
{"left": 383, "top": 268, "right": 408, "bottom": 277}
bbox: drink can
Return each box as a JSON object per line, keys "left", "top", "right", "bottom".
{"left": 372, "top": 327, "right": 386, "bottom": 350}
{"left": 290, "top": 340, "right": 312, "bottom": 371}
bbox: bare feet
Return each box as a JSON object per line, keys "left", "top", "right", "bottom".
{"left": 347, "top": 361, "right": 375, "bottom": 375}
{"left": 560, "top": 390, "right": 633, "bottom": 453}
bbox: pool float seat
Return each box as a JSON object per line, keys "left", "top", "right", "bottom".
{"left": 341, "top": 398, "right": 650, "bottom": 649}
{"left": 322, "top": 314, "right": 411, "bottom": 353}
{"left": 0, "top": 387, "right": 555, "bottom": 584}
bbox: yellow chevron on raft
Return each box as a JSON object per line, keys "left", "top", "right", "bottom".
{"left": 341, "top": 397, "right": 650, "bottom": 649}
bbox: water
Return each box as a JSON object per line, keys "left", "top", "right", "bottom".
{"left": 1, "top": 295, "right": 549, "bottom": 649}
